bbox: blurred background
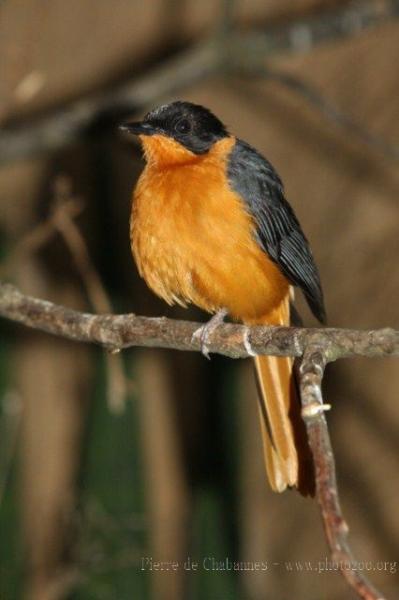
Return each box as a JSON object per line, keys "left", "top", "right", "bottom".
{"left": 0, "top": 1, "right": 399, "bottom": 599}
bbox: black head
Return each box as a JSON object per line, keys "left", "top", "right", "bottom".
{"left": 120, "top": 101, "right": 228, "bottom": 154}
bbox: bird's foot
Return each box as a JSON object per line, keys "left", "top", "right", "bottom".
{"left": 192, "top": 308, "right": 228, "bottom": 359}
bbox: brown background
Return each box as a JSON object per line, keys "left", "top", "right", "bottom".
{"left": 0, "top": 1, "right": 398, "bottom": 599}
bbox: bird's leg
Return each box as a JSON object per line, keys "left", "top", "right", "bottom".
{"left": 192, "top": 308, "right": 228, "bottom": 359}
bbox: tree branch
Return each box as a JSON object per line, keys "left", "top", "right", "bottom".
{"left": 299, "top": 349, "right": 384, "bottom": 600}
{"left": 50, "top": 176, "right": 132, "bottom": 414}
{"left": 0, "top": 41, "right": 221, "bottom": 164}
{"left": 240, "top": 67, "right": 399, "bottom": 161}
{"left": 230, "top": 0, "right": 399, "bottom": 59}
{"left": 0, "top": 281, "right": 398, "bottom": 361}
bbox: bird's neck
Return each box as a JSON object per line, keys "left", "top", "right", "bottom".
{"left": 139, "top": 134, "right": 236, "bottom": 169}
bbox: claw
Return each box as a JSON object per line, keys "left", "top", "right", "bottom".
{"left": 192, "top": 308, "right": 228, "bottom": 359}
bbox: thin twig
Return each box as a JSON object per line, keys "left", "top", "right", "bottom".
{"left": 1, "top": 179, "right": 131, "bottom": 413}
{"left": 51, "top": 178, "right": 112, "bottom": 313}
{"left": 51, "top": 176, "right": 131, "bottom": 413}
{"left": 230, "top": 0, "right": 399, "bottom": 58}
{"left": 259, "top": 69, "right": 399, "bottom": 161}
{"left": 299, "top": 349, "right": 385, "bottom": 600}
{"left": 0, "top": 198, "right": 83, "bottom": 277}
{"left": 0, "top": 41, "right": 222, "bottom": 164}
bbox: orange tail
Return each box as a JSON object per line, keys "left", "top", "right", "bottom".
{"left": 253, "top": 299, "right": 314, "bottom": 495}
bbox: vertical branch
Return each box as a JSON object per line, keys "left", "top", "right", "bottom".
{"left": 52, "top": 177, "right": 131, "bottom": 414}
{"left": 299, "top": 348, "right": 385, "bottom": 600}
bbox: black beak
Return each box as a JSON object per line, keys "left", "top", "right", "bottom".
{"left": 119, "top": 121, "right": 156, "bottom": 136}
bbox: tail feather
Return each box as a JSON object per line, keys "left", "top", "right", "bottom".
{"left": 253, "top": 297, "right": 315, "bottom": 495}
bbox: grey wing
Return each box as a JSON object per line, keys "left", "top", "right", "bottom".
{"left": 227, "top": 139, "right": 326, "bottom": 323}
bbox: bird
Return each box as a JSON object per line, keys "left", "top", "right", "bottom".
{"left": 121, "top": 101, "right": 326, "bottom": 495}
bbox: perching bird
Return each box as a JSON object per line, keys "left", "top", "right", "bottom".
{"left": 121, "top": 101, "right": 326, "bottom": 495}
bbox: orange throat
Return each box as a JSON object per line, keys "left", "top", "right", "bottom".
{"left": 139, "top": 134, "right": 199, "bottom": 167}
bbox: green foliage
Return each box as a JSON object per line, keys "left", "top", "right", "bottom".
{"left": 72, "top": 352, "right": 148, "bottom": 599}
{"left": 0, "top": 339, "right": 23, "bottom": 600}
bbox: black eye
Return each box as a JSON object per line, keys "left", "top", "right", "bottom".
{"left": 175, "top": 118, "right": 192, "bottom": 135}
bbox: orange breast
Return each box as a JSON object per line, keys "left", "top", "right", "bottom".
{"left": 131, "top": 135, "right": 289, "bottom": 324}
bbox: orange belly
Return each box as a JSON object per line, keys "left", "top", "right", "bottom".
{"left": 131, "top": 137, "right": 289, "bottom": 324}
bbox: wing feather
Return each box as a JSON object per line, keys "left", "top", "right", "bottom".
{"left": 227, "top": 139, "right": 326, "bottom": 323}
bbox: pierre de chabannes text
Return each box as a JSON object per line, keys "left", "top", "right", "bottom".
{"left": 141, "top": 556, "right": 397, "bottom": 574}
